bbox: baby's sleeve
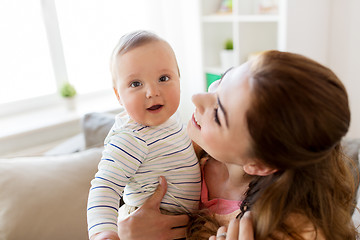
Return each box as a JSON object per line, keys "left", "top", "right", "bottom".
{"left": 87, "top": 130, "right": 148, "bottom": 237}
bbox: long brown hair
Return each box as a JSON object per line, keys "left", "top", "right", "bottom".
{"left": 245, "top": 51, "right": 358, "bottom": 239}
{"left": 187, "top": 51, "right": 358, "bottom": 239}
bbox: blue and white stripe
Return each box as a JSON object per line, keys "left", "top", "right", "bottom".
{"left": 87, "top": 111, "right": 201, "bottom": 236}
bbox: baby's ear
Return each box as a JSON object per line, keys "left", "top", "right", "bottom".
{"left": 113, "top": 87, "right": 122, "bottom": 105}
{"left": 243, "top": 161, "right": 278, "bottom": 176}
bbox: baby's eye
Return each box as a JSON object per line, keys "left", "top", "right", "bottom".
{"left": 159, "top": 75, "right": 170, "bottom": 82}
{"left": 130, "top": 81, "right": 142, "bottom": 88}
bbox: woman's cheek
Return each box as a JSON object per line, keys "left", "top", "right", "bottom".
{"left": 201, "top": 128, "right": 219, "bottom": 151}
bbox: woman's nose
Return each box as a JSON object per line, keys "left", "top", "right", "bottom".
{"left": 191, "top": 92, "right": 214, "bottom": 114}
{"left": 146, "top": 84, "right": 160, "bottom": 98}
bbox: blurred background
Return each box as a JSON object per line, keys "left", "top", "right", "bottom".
{"left": 0, "top": 0, "right": 359, "bottom": 156}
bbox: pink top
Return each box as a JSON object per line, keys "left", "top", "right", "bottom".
{"left": 200, "top": 158, "right": 241, "bottom": 215}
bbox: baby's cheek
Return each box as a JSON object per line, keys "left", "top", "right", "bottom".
{"left": 123, "top": 103, "right": 144, "bottom": 124}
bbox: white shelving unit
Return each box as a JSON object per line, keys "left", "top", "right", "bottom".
{"left": 199, "top": 0, "right": 333, "bottom": 90}
{"left": 200, "top": 0, "right": 287, "bottom": 88}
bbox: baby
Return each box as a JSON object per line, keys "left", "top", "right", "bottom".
{"left": 87, "top": 30, "right": 201, "bottom": 239}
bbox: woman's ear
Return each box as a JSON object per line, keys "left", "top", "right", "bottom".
{"left": 113, "top": 87, "right": 122, "bottom": 105}
{"left": 243, "top": 162, "right": 278, "bottom": 176}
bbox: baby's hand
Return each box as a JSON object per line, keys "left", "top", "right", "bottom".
{"left": 90, "top": 231, "right": 120, "bottom": 240}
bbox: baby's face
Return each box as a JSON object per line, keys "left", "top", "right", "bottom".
{"left": 114, "top": 40, "right": 180, "bottom": 126}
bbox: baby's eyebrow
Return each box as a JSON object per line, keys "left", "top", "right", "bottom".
{"left": 217, "top": 96, "right": 229, "bottom": 128}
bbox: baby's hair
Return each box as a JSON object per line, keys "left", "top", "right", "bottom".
{"left": 110, "top": 30, "right": 179, "bottom": 87}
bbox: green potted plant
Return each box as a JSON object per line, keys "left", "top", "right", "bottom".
{"left": 60, "top": 82, "right": 77, "bottom": 110}
{"left": 220, "top": 39, "right": 234, "bottom": 71}
{"left": 224, "top": 39, "right": 233, "bottom": 50}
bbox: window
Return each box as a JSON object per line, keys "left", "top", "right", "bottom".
{"left": 0, "top": 0, "right": 166, "bottom": 114}
{"left": 55, "top": 0, "right": 164, "bottom": 95}
{"left": 0, "top": 0, "right": 203, "bottom": 121}
{"left": 0, "top": 0, "right": 57, "bottom": 104}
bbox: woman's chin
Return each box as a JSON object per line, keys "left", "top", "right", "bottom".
{"left": 187, "top": 121, "right": 199, "bottom": 142}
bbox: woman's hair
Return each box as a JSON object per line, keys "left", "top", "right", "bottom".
{"left": 187, "top": 51, "right": 358, "bottom": 240}
{"left": 244, "top": 51, "right": 358, "bottom": 239}
{"left": 109, "top": 30, "right": 179, "bottom": 87}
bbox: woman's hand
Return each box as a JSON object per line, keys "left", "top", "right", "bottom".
{"left": 117, "top": 176, "right": 189, "bottom": 240}
{"left": 209, "top": 212, "right": 254, "bottom": 240}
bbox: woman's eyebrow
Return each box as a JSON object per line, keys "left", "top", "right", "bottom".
{"left": 224, "top": 67, "right": 234, "bottom": 75}
{"left": 219, "top": 67, "right": 234, "bottom": 84}
{"left": 217, "top": 96, "right": 229, "bottom": 128}
{"left": 220, "top": 67, "right": 233, "bottom": 81}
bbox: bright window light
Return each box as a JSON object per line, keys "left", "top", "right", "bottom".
{"left": 0, "top": 0, "right": 57, "bottom": 104}
{"left": 55, "top": 0, "right": 163, "bottom": 94}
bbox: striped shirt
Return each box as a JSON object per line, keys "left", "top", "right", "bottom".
{"left": 87, "top": 110, "right": 201, "bottom": 236}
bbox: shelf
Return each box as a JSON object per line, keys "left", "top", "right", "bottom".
{"left": 204, "top": 66, "right": 224, "bottom": 75}
{"left": 235, "top": 15, "right": 279, "bottom": 22}
{"left": 200, "top": 0, "right": 285, "bottom": 91}
{"left": 202, "top": 14, "right": 233, "bottom": 22}
{"left": 202, "top": 14, "right": 279, "bottom": 23}
{"left": 0, "top": 92, "right": 120, "bottom": 156}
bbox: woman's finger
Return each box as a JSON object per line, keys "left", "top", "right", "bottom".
{"left": 170, "top": 225, "right": 188, "bottom": 239}
{"left": 165, "top": 214, "right": 189, "bottom": 227}
{"left": 216, "top": 226, "right": 227, "bottom": 240}
{"left": 226, "top": 218, "right": 240, "bottom": 240}
{"left": 141, "top": 176, "right": 167, "bottom": 209}
{"left": 238, "top": 211, "right": 254, "bottom": 240}
{"left": 118, "top": 176, "right": 189, "bottom": 239}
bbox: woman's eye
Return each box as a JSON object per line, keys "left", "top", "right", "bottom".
{"left": 159, "top": 75, "right": 170, "bottom": 82}
{"left": 214, "top": 108, "right": 221, "bottom": 125}
{"left": 130, "top": 81, "right": 142, "bottom": 88}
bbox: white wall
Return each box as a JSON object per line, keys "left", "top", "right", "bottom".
{"left": 328, "top": 0, "right": 360, "bottom": 138}
{"left": 286, "top": 0, "right": 360, "bottom": 138}
{"left": 285, "top": 0, "right": 331, "bottom": 65}
{"left": 158, "top": 0, "right": 204, "bottom": 124}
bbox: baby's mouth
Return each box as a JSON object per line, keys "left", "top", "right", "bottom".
{"left": 147, "top": 104, "right": 163, "bottom": 111}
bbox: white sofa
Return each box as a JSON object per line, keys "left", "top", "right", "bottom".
{"left": 0, "top": 112, "right": 359, "bottom": 240}
{"left": 0, "top": 112, "right": 114, "bottom": 240}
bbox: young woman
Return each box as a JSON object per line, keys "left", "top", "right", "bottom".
{"left": 114, "top": 51, "right": 358, "bottom": 240}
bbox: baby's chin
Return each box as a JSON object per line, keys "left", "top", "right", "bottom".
{"left": 131, "top": 107, "right": 178, "bottom": 126}
{"left": 134, "top": 117, "right": 168, "bottom": 127}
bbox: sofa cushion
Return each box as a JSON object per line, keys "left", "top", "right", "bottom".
{"left": 342, "top": 138, "right": 360, "bottom": 162}
{"left": 0, "top": 147, "right": 103, "bottom": 240}
{"left": 82, "top": 112, "right": 115, "bottom": 149}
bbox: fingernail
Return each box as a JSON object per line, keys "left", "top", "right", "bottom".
{"left": 159, "top": 176, "right": 163, "bottom": 184}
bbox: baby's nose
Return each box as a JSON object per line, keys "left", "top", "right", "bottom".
{"left": 146, "top": 85, "right": 160, "bottom": 98}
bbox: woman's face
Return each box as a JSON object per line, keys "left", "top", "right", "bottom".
{"left": 187, "top": 62, "right": 253, "bottom": 166}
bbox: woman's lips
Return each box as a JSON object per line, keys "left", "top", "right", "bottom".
{"left": 192, "top": 113, "right": 201, "bottom": 129}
